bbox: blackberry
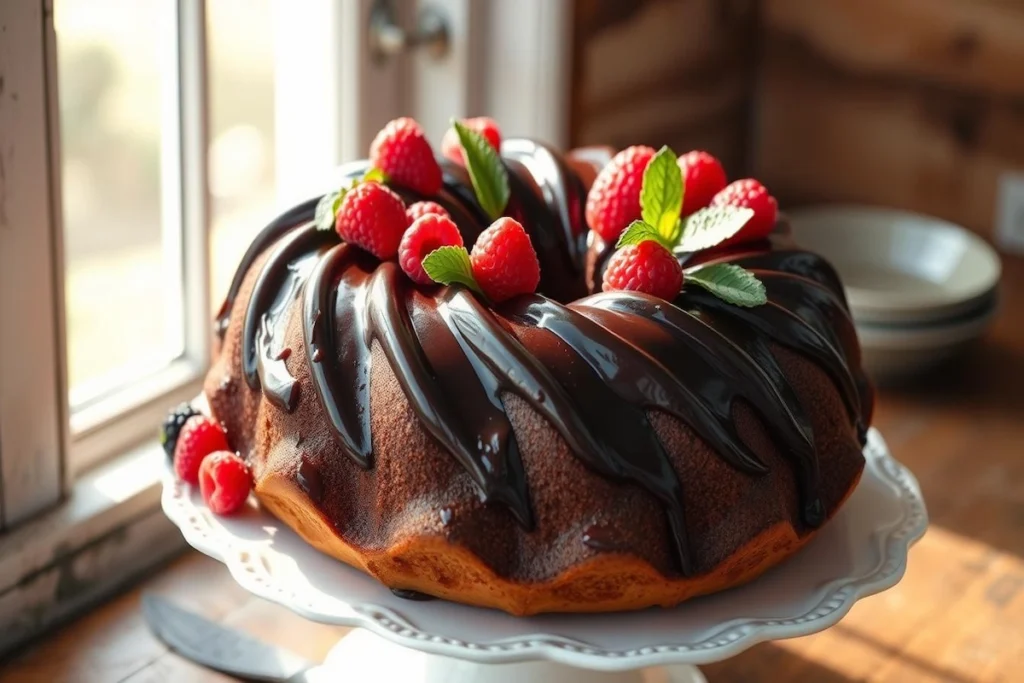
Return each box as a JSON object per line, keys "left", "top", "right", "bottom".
{"left": 160, "top": 402, "right": 200, "bottom": 460}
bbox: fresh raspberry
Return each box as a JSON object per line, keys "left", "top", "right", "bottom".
{"left": 711, "top": 178, "right": 778, "bottom": 245}
{"left": 441, "top": 116, "right": 502, "bottom": 165}
{"left": 199, "top": 451, "right": 252, "bottom": 516}
{"left": 602, "top": 240, "right": 683, "bottom": 300}
{"left": 400, "top": 214, "right": 465, "bottom": 285}
{"left": 369, "top": 117, "right": 442, "bottom": 195}
{"left": 678, "top": 150, "right": 727, "bottom": 216}
{"left": 406, "top": 200, "right": 451, "bottom": 227}
{"left": 335, "top": 181, "right": 408, "bottom": 259}
{"left": 470, "top": 217, "right": 541, "bottom": 302}
{"left": 173, "top": 416, "right": 230, "bottom": 485}
{"left": 160, "top": 402, "right": 200, "bottom": 460}
{"left": 584, "top": 145, "right": 656, "bottom": 244}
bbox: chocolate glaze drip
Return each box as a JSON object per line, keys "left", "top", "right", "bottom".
{"left": 297, "top": 454, "right": 323, "bottom": 503}
{"left": 735, "top": 249, "right": 848, "bottom": 303}
{"left": 216, "top": 197, "right": 322, "bottom": 337}
{"left": 368, "top": 265, "right": 533, "bottom": 528}
{"left": 686, "top": 288, "right": 863, "bottom": 430}
{"left": 579, "top": 294, "right": 824, "bottom": 526}
{"left": 218, "top": 138, "right": 871, "bottom": 576}
{"left": 241, "top": 223, "right": 334, "bottom": 412}
{"left": 302, "top": 244, "right": 374, "bottom": 468}
{"left": 505, "top": 296, "right": 768, "bottom": 475}
{"left": 500, "top": 304, "right": 695, "bottom": 572}
{"left": 254, "top": 314, "right": 299, "bottom": 411}
{"left": 391, "top": 588, "right": 436, "bottom": 601}
{"left": 503, "top": 139, "right": 590, "bottom": 302}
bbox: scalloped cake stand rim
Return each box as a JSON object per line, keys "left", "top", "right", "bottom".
{"left": 161, "top": 428, "right": 927, "bottom": 671}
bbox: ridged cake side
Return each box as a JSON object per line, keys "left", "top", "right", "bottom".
{"left": 206, "top": 278, "right": 864, "bottom": 613}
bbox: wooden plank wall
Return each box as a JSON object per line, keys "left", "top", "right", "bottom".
{"left": 757, "top": 0, "right": 1024, "bottom": 240}
{"left": 571, "top": 0, "right": 758, "bottom": 177}
{"left": 571, "top": 0, "right": 1024, "bottom": 240}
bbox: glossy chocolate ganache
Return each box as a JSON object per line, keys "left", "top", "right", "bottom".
{"left": 213, "top": 138, "right": 872, "bottom": 578}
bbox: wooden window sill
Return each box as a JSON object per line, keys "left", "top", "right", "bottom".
{"left": 0, "top": 441, "right": 185, "bottom": 656}
{"left": 0, "top": 553, "right": 348, "bottom": 682}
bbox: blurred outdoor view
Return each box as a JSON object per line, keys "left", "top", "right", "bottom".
{"left": 57, "top": 0, "right": 278, "bottom": 407}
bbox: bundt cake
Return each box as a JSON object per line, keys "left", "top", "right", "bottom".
{"left": 185, "top": 123, "right": 872, "bottom": 615}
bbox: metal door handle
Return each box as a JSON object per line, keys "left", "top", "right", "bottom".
{"left": 369, "top": 1, "right": 449, "bottom": 63}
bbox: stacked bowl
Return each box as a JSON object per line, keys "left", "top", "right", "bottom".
{"left": 788, "top": 206, "right": 1002, "bottom": 384}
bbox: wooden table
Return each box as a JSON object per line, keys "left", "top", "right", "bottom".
{"left": 4, "top": 256, "right": 1023, "bottom": 683}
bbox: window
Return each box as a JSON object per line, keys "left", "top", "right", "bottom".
{"left": 56, "top": 0, "right": 279, "bottom": 471}
{"left": 59, "top": 0, "right": 186, "bottom": 410}
{"left": 0, "top": 0, "right": 569, "bottom": 654}
{"left": 56, "top": 0, "right": 210, "bottom": 471}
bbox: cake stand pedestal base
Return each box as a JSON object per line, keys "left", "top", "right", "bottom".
{"left": 318, "top": 629, "right": 706, "bottom": 683}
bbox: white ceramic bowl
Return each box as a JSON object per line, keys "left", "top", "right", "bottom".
{"left": 788, "top": 206, "right": 1001, "bottom": 325}
{"left": 856, "top": 299, "right": 998, "bottom": 383}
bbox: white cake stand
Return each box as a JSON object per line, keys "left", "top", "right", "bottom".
{"left": 161, "top": 429, "right": 926, "bottom": 682}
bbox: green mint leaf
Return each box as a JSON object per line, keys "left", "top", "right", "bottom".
{"left": 686, "top": 263, "right": 767, "bottom": 307}
{"left": 362, "top": 167, "right": 388, "bottom": 184}
{"left": 452, "top": 119, "right": 509, "bottom": 221}
{"left": 315, "top": 169, "right": 389, "bottom": 232}
{"left": 640, "top": 145, "right": 682, "bottom": 244}
{"left": 421, "top": 245, "right": 483, "bottom": 294}
{"left": 315, "top": 191, "right": 344, "bottom": 231}
{"left": 675, "top": 206, "right": 754, "bottom": 253}
{"left": 616, "top": 220, "right": 672, "bottom": 249}
{"left": 665, "top": 217, "right": 683, "bottom": 245}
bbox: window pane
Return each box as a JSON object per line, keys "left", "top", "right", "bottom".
{"left": 56, "top": 0, "right": 185, "bottom": 408}
{"left": 208, "top": 0, "right": 277, "bottom": 302}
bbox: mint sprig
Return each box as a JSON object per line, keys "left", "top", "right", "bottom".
{"left": 421, "top": 246, "right": 483, "bottom": 295}
{"left": 452, "top": 119, "right": 509, "bottom": 221}
{"left": 361, "top": 167, "right": 388, "bottom": 184}
{"left": 640, "top": 145, "right": 683, "bottom": 244}
{"left": 314, "top": 167, "right": 390, "bottom": 231}
{"left": 675, "top": 206, "right": 754, "bottom": 254}
{"left": 605, "top": 147, "right": 767, "bottom": 307}
{"left": 617, "top": 220, "right": 671, "bottom": 250}
{"left": 686, "top": 263, "right": 767, "bottom": 307}
{"left": 315, "top": 192, "right": 344, "bottom": 231}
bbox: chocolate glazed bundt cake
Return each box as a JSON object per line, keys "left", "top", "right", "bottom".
{"left": 203, "top": 137, "right": 873, "bottom": 615}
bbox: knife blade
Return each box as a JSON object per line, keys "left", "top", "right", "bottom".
{"left": 142, "top": 593, "right": 321, "bottom": 682}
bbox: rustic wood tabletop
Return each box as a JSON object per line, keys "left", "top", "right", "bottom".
{"left": 3, "top": 255, "right": 1022, "bottom": 683}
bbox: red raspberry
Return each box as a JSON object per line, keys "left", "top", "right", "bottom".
{"left": 470, "top": 217, "right": 540, "bottom": 302}
{"left": 602, "top": 240, "right": 683, "bottom": 300}
{"left": 441, "top": 116, "right": 502, "bottom": 165}
{"left": 678, "top": 150, "right": 727, "bottom": 216}
{"left": 369, "top": 117, "right": 442, "bottom": 195}
{"left": 199, "top": 451, "right": 252, "bottom": 516}
{"left": 711, "top": 178, "right": 778, "bottom": 245}
{"left": 335, "top": 181, "right": 408, "bottom": 259}
{"left": 173, "top": 416, "right": 230, "bottom": 485}
{"left": 406, "top": 200, "right": 451, "bottom": 227}
{"left": 400, "top": 214, "right": 465, "bottom": 285}
{"left": 585, "top": 145, "right": 656, "bottom": 244}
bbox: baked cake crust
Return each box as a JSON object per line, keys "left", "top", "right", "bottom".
{"left": 203, "top": 140, "right": 871, "bottom": 615}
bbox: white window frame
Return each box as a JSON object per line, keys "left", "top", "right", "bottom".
{"left": 0, "top": 0, "right": 66, "bottom": 529}
{"left": 0, "top": 0, "right": 570, "bottom": 655}
{"left": 68, "top": 0, "right": 212, "bottom": 475}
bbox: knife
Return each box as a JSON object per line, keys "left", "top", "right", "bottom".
{"left": 142, "top": 593, "right": 329, "bottom": 682}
